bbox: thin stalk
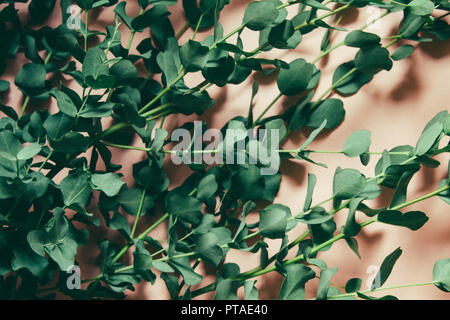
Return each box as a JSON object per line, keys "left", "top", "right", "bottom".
{"left": 84, "top": 10, "right": 89, "bottom": 52}
{"left": 175, "top": 21, "right": 190, "bottom": 40}
{"left": 126, "top": 9, "right": 144, "bottom": 50}
{"left": 130, "top": 189, "right": 147, "bottom": 238}
{"left": 253, "top": 92, "right": 283, "bottom": 126}
{"left": 192, "top": 14, "right": 204, "bottom": 40}
{"left": 38, "top": 150, "right": 55, "bottom": 172}
{"left": 327, "top": 281, "right": 439, "bottom": 299}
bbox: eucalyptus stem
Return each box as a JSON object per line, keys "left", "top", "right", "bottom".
{"left": 130, "top": 189, "right": 147, "bottom": 238}
{"left": 192, "top": 14, "right": 204, "bottom": 40}
{"left": 175, "top": 20, "right": 191, "bottom": 40}
{"left": 84, "top": 10, "right": 89, "bottom": 52}
{"left": 327, "top": 280, "right": 439, "bottom": 299}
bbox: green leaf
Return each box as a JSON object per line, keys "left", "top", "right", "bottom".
{"left": 15, "top": 63, "right": 47, "bottom": 97}
{"left": 79, "top": 102, "right": 116, "bottom": 118}
{"left": 196, "top": 174, "right": 218, "bottom": 202}
{"left": 433, "top": 258, "right": 450, "bottom": 292}
{"left": 119, "top": 187, "right": 155, "bottom": 216}
{"left": 60, "top": 171, "right": 91, "bottom": 207}
{"left": 277, "top": 58, "right": 314, "bottom": 96}
{"left": 408, "top": 0, "right": 435, "bottom": 16}
{"left": 114, "top": 1, "right": 133, "bottom": 30}
{"left": 244, "top": 280, "right": 259, "bottom": 300}
{"left": 91, "top": 173, "right": 125, "bottom": 197}
{"left": 259, "top": 204, "right": 290, "bottom": 239}
{"left": 391, "top": 44, "right": 415, "bottom": 61}
{"left": 443, "top": 115, "right": 450, "bottom": 135}
{"left": 303, "top": 173, "right": 317, "bottom": 211}
{"left": 17, "top": 143, "right": 41, "bottom": 161}
{"left": 170, "top": 256, "right": 203, "bottom": 286}
{"left": 243, "top": 1, "right": 279, "bottom": 31}
{"left": 133, "top": 240, "right": 155, "bottom": 282}
{"left": 305, "top": 99, "right": 345, "bottom": 129}
{"left": 333, "top": 61, "right": 373, "bottom": 95}
{"left": 378, "top": 210, "right": 429, "bottom": 231}
{"left": 166, "top": 193, "right": 203, "bottom": 225}
{"left": 345, "top": 278, "right": 362, "bottom": 293}
{"left": 316, "top": 267, "right": 338, "bottom": 300}
{"left": 110, "top": 60, "right": 138, "bottom": 85}
{"left": 131, "top": 5, "right": 170, "bottom": 30}
{"left": 180, "top": 40, "right": 209, "bottom": 73}
{"left": 333, "top": 168, "right": 367, "bottom": 200}
{"left": 344, "top": 30, "right": 381, "bottom": 48}
{"left": 371, "top": 247, "right": 402, "bottom": 290}
{"left": 355, "top": 46, "right": 393, "bottom": 74}
{"left": 196, "top": 232, "right": 224, "bottom": 267}
{"left": 296, "top": 208, "right": 334, "bottom": 225}
{"left": 342, "top": 130, "right": 371, "bottom": 157}
{"left": 278, "top": 264, "right": 316, "bottom": 300}
{"left": 389, "top": 170, "right": 417, "bottom": 208}
{"left": 27, "top": 230, "right": 47, "bottom": 256}
{"left": 414, "top": 121, "right": 443, "bottom": 156}
{"left": 268, "top": 20, "right": 294, "bottom": 49}
{"left": 49, "top": 88, "right": 78, "bottom": 117}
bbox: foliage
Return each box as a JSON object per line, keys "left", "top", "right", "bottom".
{"left": 0, "top": 0, "right": 449, "bottom": 300}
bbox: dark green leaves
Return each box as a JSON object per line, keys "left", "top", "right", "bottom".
{"left": 49, "top": 88, "right": 78, "bottom": 117}
{"left": 333, "top": 61, "right": 373, "bottom": 95}
{"left": 277, "top": 59, "right": 314, "bottom": 96}
{"left": 378, "top": 210, "right": 429, "bottom": 231}
{"left": 408, "top": 0, "right": 435, "bottom": 16}
{"left": 259, "top": 204, "right": 291, "bottom": 239}
{"left": 391, "top": 44, "right": 415, "bottom": 61}
{"left": 131, "top": 5, "right": 170, "bottom": 30}
{"left": 60, "top": 171, "right": 91, "bottom": 207}
{"left": 83, "top": 47, "right": 115, "bottom": 89}
{"left": 342, "top": 130, "right": 371, "bottom": 157}
{"left": 27, "top": 209, "right": 80, "bottom": 270}
{"left": 344, "top": 30, "right": 381, "bottom": 48}
{"left": 333, "top": 168, "right": 366, "bottom": 200}
{"left": 414, "top": 121, "right": 443, "bottom": 156}
{"left": 91, "top": 173, "right": 125, "bottom": 197}
{"left": 243, "top": 1, "right": 279, "bottom": 31}
{"left": 305, "top": 99, "right": 345, "bottom": 129}
{"left": 371, "top": 247, "right": 402, "bottom": 290}
{"left": 355, "top": 46, "right": 393, "bottom": 74}
{"left": 15, "top": 63, "right": 47, "bottom": 97}
{"left": 433, "top": 258, "right": 450, "bottom": 292}
{"left": 180, "top": 40, "right": 209, "bottom": 72}
{"left": 279, "top": 264, "right": 315, "bottom": 300}
{"left": 166, "top": 193, "right": 203, "bottom": 225}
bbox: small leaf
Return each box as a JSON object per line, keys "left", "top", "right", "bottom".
{"left": 371, "top": 247, "right": 402, "bottom": 290}
{"left": 333, "top": 168, "right": 367, "bottom": 200}
{"left": 91, "top": 173, "right": 126, "bottom": 197}
{"left": 49, "top": 88, "right": 78, "bottom": 117}
{"left": 305, "top": 99, "right": 345, "bottom": 130}
{"left": 279, "top": 264, "right": 316, "bottom": 300}
{"left": 391, "top": 44, "right": 415, "bottom": 61}
{"left": 180, "top": 40, "right": 209, "bottom": 72}
{"left": 345, "top": 278, "right": 362, "bottom": 293}
{"left": 433, "top": 258, "right": 450, "bottom": 292}
{"left": 17, "top": 143, "right": 41, "bottom": 161}
{"left": 342, "top": 130, "right": 371, "bottom": 157}
{"left": 344, "top": 30, "right": 381, "bottom": 48}
{"left": 378, "top": 210, "right": 429, "bottom": 231}
{"left": 414, "top": 121, "right": 443, "bottom": 156}
{"left": 408, "top": 0, "right": 435, "bottom": 16}
{"left": 259, "top": 204, "right": 290, "bottom": 239}
{"left": 243, "top": 1, "right": 279, "bottom": 31}
{"left": 277, "top": 58, "right": 314, "bottom": 96}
